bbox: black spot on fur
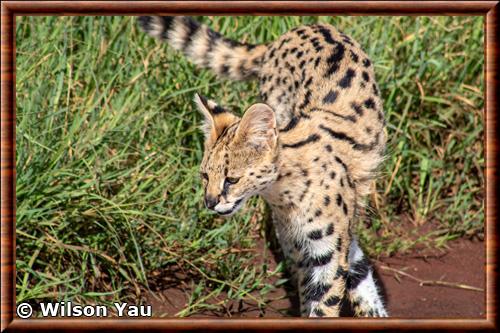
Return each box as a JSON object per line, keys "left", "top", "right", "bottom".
{"left": 325, "top": 43, "right": 345, "bottom": 77}
{"left": 317, "top": 26, "right": 337, "bottom": 44}
{"left": 311, "top": 251, "right": 334, "bottom": 266}
{"left": 364, "top": 98, "right": 376, "bottom": 109}
{"left": 314, "top": 57, "right": 321, "bottom": 68}
{"left": 320, "top": 125, "right": 379, "bottom": 151}
{"left": 330, "top": 171, "right": 336, "bottom": 179}
{"left": 282, "top": 134, "right": 320, "bottom": 149}
{"left": 336, "top": 237, "right": 343, "bottom": 252}
{"left": 324, "top": 195, "right": 331, "bottom": 206}
{"left": 338, "top": 68, "right": 356, "bottom": 89}
{"left": 363, "top": 58, "right": 371, "bottom": 67}
{"left": 298, "top": 91, "right": 312, "bottom": 109}
{"left": 326, "top": 223, "right": 334, "bottom": 235}
{"left": 346, "top": 257, "right": 371, "bottom": 290}
{"left": 362, "top": 71, "right": 370, "bottom": 82}
{"left": 322, "top": 90, "right": 339, "bottom": 104}
{"left": 305, "top": 77, "right": 313, "bottom": 88}
{"left": 315, "top": 209, "right": 322, "bottom": 217}
{"left": 303, "top": 281, "right": 331, "bottom": 302}
{"left": 335, "top": 266, "right": 348, "bottom": 280}
{"left": 314, "top": 308, "right": 326, "bottom": 317}
{"left": 335, "top": 156, "right": 347, "bottom": 170}
{"left": 324, "top": 296, "right": 341, "bottom": 307}
{"left": 181, "top": 18, "right": 201, "bottom": 51}
{"left": 325, "top": 144, "right": 333, "bottom": 152}
{"left": 336, "top": 194, "right": 343, "bottom": 207}
{"left": 350, "top": 102, "right": 364, "bottom": 116}
{"left": 279, "top": 116, "right": 300, "bottom": 132}
{"left": 308, "top": 229, "right": 323, "bottom": 240}
{"left": 350, "top": 50, "right": 359, "bottom": 63}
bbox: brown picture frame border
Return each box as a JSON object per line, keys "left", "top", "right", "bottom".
{"left": 1, "top": 1, "right": 497, "bottom": 331}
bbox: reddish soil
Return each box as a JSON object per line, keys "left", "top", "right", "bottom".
{"left": 145, "top": 239, "right": 485, "bottom": 318}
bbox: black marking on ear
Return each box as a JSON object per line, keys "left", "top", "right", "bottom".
{"left": 212, "top": 105, "right": 227, "bottom": 115}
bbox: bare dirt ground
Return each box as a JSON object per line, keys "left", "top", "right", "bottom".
{"left": 146, "top": 239, "right": 485, "bottom": 318}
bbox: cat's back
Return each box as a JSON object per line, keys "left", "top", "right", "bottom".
{"left": 261, "top": 23, "right": 386, "bottom": 196}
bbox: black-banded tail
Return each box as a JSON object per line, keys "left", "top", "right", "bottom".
{"left": 138, "top": 16, "right": 267, "bottom": 81}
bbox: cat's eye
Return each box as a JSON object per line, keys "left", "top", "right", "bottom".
{"left": 225, "top": 177, "right": 240, "bottom": 186}
{"left": 201, "top": 172, "right": 209, "bottom": 181}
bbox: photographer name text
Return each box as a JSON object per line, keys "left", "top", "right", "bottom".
{"left": 16, "top": 301, "right": 152, "bottom": 318}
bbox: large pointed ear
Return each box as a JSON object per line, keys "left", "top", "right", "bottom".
{"left": 194, "top": 93, "right": 239, "bottom": 147}
{"left": 234, "top": 103, "right": 277, "bottom": 150}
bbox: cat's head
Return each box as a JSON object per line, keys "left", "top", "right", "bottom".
{"left": 194, "top": 94, "right": 279, "bottom": 216}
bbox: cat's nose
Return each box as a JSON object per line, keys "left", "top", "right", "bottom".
{"left": 204, "top": 195, "right": 219, "bottom": 210}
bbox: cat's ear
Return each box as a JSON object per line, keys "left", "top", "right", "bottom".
{"left": 194, "top": 93, "right": 239, "bottom": 147}
{"left": 235, "top": 103, "right": 277, "bottom": 150}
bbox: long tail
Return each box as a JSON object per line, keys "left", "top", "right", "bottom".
{"left": 138, "top": 16, "right": 267, "bottom": 81}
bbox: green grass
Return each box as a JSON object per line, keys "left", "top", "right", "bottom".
{"left": 15, "top": 16, "right": 484, "bottom": 316}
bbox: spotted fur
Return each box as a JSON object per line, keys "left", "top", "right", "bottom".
{"left": 140, "top": 16, "right": 388, "bottom": 317}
